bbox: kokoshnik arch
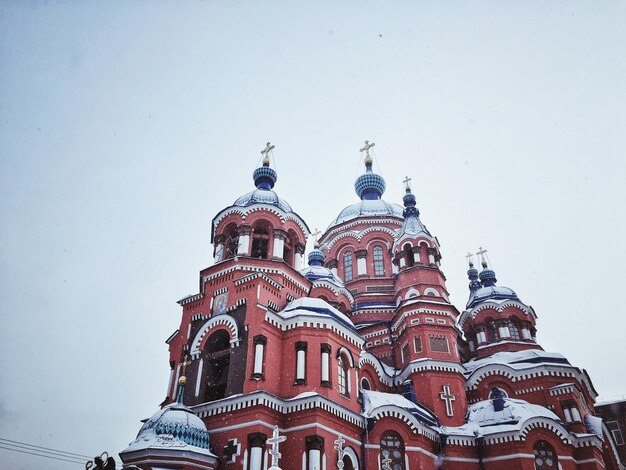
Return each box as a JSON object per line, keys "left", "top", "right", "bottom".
{"left": 120, "top": 142, "right": 624, "bottom": 470}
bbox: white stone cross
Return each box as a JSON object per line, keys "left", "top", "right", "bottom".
{"left": 261, "top": 142, "right": 275, "bottom": 165}
{"left": 476, "top": 246, "right": 488, "bottom": 265}
{"left": 381, "top": 455, "right": 393, "bottom": 470}
{"left": 334, "top": 435, "right": 346, "bottom": 469}
{"left": 439, "top": 384, "right": 456, "bottom": 417}
{"left": 359, "top": 140, "right": 375, "bottom": 160}
{"left": 465, "top": 252, "right": 474, "bottom": 265}
{"left": 267, "top": 425, "right": 286, "bottom": 470}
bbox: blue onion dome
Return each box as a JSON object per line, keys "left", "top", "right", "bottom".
{"left": 308, "top": 247, "right": 325, "bottom": 267}
{"left": 479, "top": 260, "right": 498, "bottom": 287}
{"left": 253, "top": 165, "right": 277, "bottom": 190}
{"left": 467, "top": 259, "right": 482, "bottom": 294}
{"left": 402, "top": 183, "right": 420, "bottom": 218}
{"left": 355, "top": 166, "right": 386, "bottom": 200}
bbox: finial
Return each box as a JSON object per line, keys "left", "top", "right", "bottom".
{"left": 261, "top": 142, "right": 275, "bottom": 166}
{"left": 465, "top": 252, "right": 474, "bottom": 267}
{"left": 267, "top": 425, "right": 286, "bottom": 470}
{"left": 311, "top": 228, "right": 321, "bottom": 247}
{"left": 476, "top": 247, "right": 488, "bottom": 268}
{"left": 359, "top": 140, "right": 375, "bottom": 166}
{"left": 403, "top": 176, "right": 412, "bottom": 193}
{"left": 176, "top": 355, "right": 191, "bottom": 403}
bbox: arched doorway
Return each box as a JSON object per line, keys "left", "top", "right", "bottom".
{"left": 202, "top": 330, "right": 231, "bottom": 402}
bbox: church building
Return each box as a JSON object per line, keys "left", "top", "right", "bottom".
{"left": 120, "top": 142, "right": 624, "bottom": 470}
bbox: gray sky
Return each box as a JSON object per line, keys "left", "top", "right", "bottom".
{"left": 1, "top": 1, "right": 625, "bottom": 468}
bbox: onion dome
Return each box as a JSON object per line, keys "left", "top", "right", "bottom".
{"left": 120, "top": 361, "right": 217, "bottom": 464}
{"left": 467, "top": 257, "right": 481, "bottom": 294}
{"left": 479, "top": 260, "right": 497, "bottom": 287}
{"left": 308, "top": 247, "right": 325, "bottom": 267}
{"left": 301, "top": 248, "right": 344, "bottom": 285}
{"left": 395, "top": 180, "right": 431, "bottom": 240}
{"left": 354, "top": 142, "right": 386, "bottom": 200}
{"left": 231, "top": 142, "right": 293, "bottom": 212}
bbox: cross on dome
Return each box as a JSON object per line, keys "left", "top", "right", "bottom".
{"left": 476, "top": 246, "right": 488, "bottom": 266}
{"left": 261, "top": 142, "right": 275, "bottom": 166}
{"left": 466, "top": 252, "right": 475, "bottom": 266}
{"left": 403, "top": 175, "right": 412, "bottom": 192}
{"left": 359, "top": 140, "right": 375, "bottom": 164}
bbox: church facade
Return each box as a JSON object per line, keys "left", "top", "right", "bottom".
{"left": 120, "top": 143, "right": 624, "bottom": 470}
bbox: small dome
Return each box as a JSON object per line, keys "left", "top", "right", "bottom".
{"left": 355, "top": 171, "right": 386, "bottom": 200}
{"left": 123, "top": 402, "right": 214, "bottom": 455}
{"left": 233, "top": 189, "right": 293, "bottom": 213}
{"left": 307, "top": 248, "right": 325, "bottom": 266}
{"left": 329, "top": 199, "right": 404, "bottom": 227}
{"left": 253, "top": 166, "right": 277, "bottom": 190}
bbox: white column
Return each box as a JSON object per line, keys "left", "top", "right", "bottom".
{"left": 521, "top": 328, "right": 532, "bottom": 340}
{"left": 273, "top": 237, "right": 284, "bottom": 258}
{"left": 571, "top": 407, "right": 581, "bottom": 422}
{"left": 563, "top": 407, "right": 572, "bottom": 423}
{"left": 392, "top": 262, "right": 398, "bottom": 274}
{"left": 477, "top": 331, "right": 485, "bottom": 344}
{"left": 468, "top": 340, "right": 475, "bottom": 352}
{"left": 399, "top": 257, "right": 406, "bottom": 268}
{"left": 166, "top": 368, "right": 174, "bottom": 398}
{"left": 214, "top": 243, "right": 224, "bottom": 262}
{"left": 254, "top": 343, "right": 264, "bottom": 375}
{"left": 195, "top": 358, "right": 203, "bottom": 397}
{"left": 249, "top": 447, "right": 263, "bottom": 470}
{"left": 308, "top": 450, "right": 320, "bottom": 470}
{"left": 347, "top": 369, "right": 352, "bottom": 394}
{"left": 357, "top": 257, "right": 366, "bottom": 276}
{"left": 428, "top": 254, "right": 435, "bottom": 264}
{"left": 238, "top": 234, "right": 250, "bottom": 255}
{"left": 499, "top": 326, "right": 510, "bottom": 338}
{"left": 297, "top": 349, "right": 306, "bottom": 381}
{"left": 295, "top": 251, "right": 303, "bottom": 269}
{"left": 321, "top": 351, "right": 330, "bottom": 383}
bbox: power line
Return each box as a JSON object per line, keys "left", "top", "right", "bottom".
{"left": 0, "top": 436, "right": 93, "bottom": 459}
{"left": 0, "top": 444, "right": 86, "bottom": 465}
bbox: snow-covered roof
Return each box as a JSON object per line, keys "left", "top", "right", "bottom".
{"left": 300, "top": 265, "right": 344, "bottom": 286}
{"left": 361, "top": 390, "right": 439, "bottom": 427}
{"left": 233, "top": 188, "right": 293, "bottom": 213}
{"left": 121, "top": 402, "right": 216, "bottom": 457}
{"left": 281, "top": 297, "right": 355, "bottom": 330}
{"left": 466, "top": 285, "right": 519, "bottom": 309}
{"left": 328, "top": 199, "right": 404, "bottom": 227}
{"left": 464, "top": 349, "right": 570, "bottom": 374}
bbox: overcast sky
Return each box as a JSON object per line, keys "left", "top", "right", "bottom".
{"left": 1, "top": 1, "right": 625, "bottom": 469}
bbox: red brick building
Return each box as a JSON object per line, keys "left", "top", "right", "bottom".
{"left": 120, "top": 143, "right": 624, "bottom": 470}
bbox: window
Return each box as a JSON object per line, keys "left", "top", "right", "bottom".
{"left": 203, "top": 330, "right": 231, "bottom": 402}
{"left": 360, "top": 377, "right": 371, "bottom": 390}
{"left": 413, "top": 336, "right": 422, "bottom": 353}
{"left": 338, "top": 356, "right": 348, "bottom": 396}
{"left": 401, "top": 343, "right": 410, "bottom": 363}
{"left": 251, "top": 223, "right": 270, "bottom": 258}
{"left": 533, "top": 440, "right": 557, "bottom": 469}
{"left": 343, "top": 252, "right": 353, "bottom": 281}
{"left": 403, "top": 244, "right": 414, "bottom": 267}
{"left": 509, "top": 319, "right": 520, "bottom": 340}
{"left": 380, "top": 431, "right": 405, "bottom": 470}
{"left": 373, "top": 246, "right": 384, "bottom": 276}
{"left": 429, "top": 335, "right": 449, "bottom": 353}
{"left": 486, "top": 320, "right": 498, "bottom": 343}
{"left": 224, "top": 224, "right": 239, "bottom": 260}
{"left": 607, "top": 421, "right": 625, "bottom": 446}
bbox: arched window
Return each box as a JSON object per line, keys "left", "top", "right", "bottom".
{"left": 533, "top": 440, "right": 558, "bottom": 469}
{"left": 202, "top": 330, "right": 231, "bottom": 402}
{"left": 403, "top": 244, "right": 414, "bottom": 267}
{"left": 360, "top": 377, "right": 371, "bottom": 390}
{"left": 338, "top": 356, "right": 348, "bottom": 396}
{"left": 508, "top": 319, "right": 520, "bottom": 340}
{"left": 486, "top": 320, "right": 498, "bottom": 343}
{"left": 373, "top": 246, "right": 384, "bottom": 276}
{"left": 343, "top": 252, "right": 353, "bottom": 282}
{"left": 251, "top": 222, "right": 270, "bottom": 259}
{"left": 380, "top": 431, "right": 405, "bottom": 470}
{"left": 223, "top": 224, "right": 239, "bottom": 260}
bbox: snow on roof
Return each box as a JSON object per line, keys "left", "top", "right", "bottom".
{"left": 464, "top": 349, "right": 569, "bottom": 374}
{"left": 328, "top": 199, "right": 404, "bottom": 227}
{"left": 300, "top": 265, "right": 346, "bottom": 287}
{"left": 233, "top": 188, "right": 293, "bottom": 213}
{"left": 361, "top": 390, "right": 439, "bottom": 426}
{"left": 444, "top": 398, "right": 561, "bottom": 437}
{"left": 584, "top": 414, "right": 604, "bottom": 439}
{"left": 281, "top": 297, "right": 355, "bottom": 329}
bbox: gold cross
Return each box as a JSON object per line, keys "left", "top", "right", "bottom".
{"left": 476, "top": 247, "right": 488, "bottom": 264}
{"left": 359, "top": 140, "right": 375, "bottom": 163}
{"left": 465, "top": 252, "right": 474, "bottom": 264}
{"left": 181, "top": 355, "right": 190, "bottom": 376}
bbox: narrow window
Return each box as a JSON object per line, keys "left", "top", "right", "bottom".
{"left": 338, "top": 356, "right": 348, "bottom": 396}
{"left": 373, "top": 246, "right": 384, "bottom": 276}
{"left": 509, "top": 319, "right": 520, "bottom": 340}
{"left": 607, "top": 421, "right": 625, "bottom": 446}
{"left": 401, "top": 343, "right": 410, "bottom": 363}
{"left": 343, "top": 252, "right": 353, "bottom": 282}
{"left": 486, "top": 320, "right": 498, "bottom": 342}
{"left": 360, "top": 377, "right": 371, "bottom": 390}
{"left": 413, "top": 336, "right": 422, "bottom": 353}
{"left": 251, "top": 223, "right": 270, "bottom": 259}
{"left": 403, "top": 244, "right": 414, "bottom": 267}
